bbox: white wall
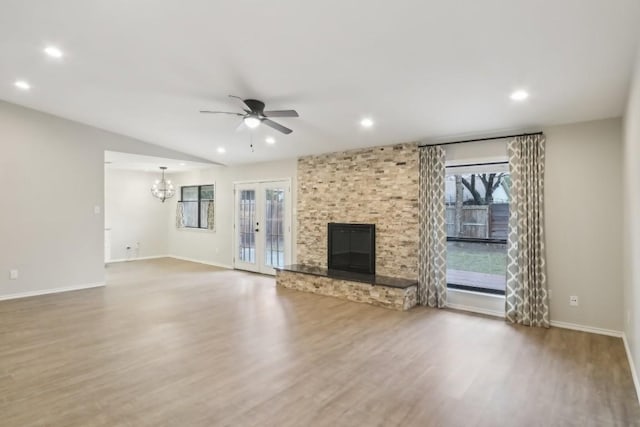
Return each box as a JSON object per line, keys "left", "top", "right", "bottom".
{"left": 105, "top": 168, "right": 171, "bottom": 261}
{"left": 167, "top": 159, "right": 298, "bottom": 267}
{"left": 0, "top": 100, "right": 213, "bottom": 298}
{"left": 623, "top": 48, "right": 640, "bottom": 390}
{"left": 443, "top": 118, "right": 624, "bottom": 332}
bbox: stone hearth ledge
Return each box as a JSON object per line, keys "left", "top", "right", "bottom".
{"left": 275, "top": 266, "right": 417, "bottom": 311}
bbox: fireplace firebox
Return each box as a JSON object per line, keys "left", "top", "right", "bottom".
{"left": 327, "top": 223, "right": 375, "bottom": 275}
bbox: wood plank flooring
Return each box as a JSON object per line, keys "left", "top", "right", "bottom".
{"left": 1, "top": 258, "right": 638, "bottom": 426}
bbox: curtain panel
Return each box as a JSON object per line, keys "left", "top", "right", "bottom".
{"left": 505, "top": 134, "right": 549, "bottom": 327}
{"left": 176, "top": 202, "right": 185, "bottom": 228}
{"left": 418, "top": 145, "right": 447, "bottom": 307}
{"left": 206, "top": 200, "right": 215, "bottom": 231}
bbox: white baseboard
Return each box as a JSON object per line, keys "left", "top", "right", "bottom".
{"left": 168, "top": 255, "right": 233, "bottom": 270}
{"left": 106, "top": 255, "right": 233, "bottom": 270}
{"left": 446, "top": 302, "right": 505, "bottom": 318}
{"left": 445, "top": 306, "right": 626, "bottom": 340}
{"left": 0, "top": 282, "right": 105, "bottom": 301}
{"left": 623, "top": 333, "right": 640, "bottom": 405}
{"left": 549, "top": 320, "right": 623, "bottom": 338}
{"left": 106, "top": 255, "right": 169, "bottom": 264}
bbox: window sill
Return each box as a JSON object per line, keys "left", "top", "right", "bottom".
{"left": 177, "top": 227, "right": 216, "bottom": 233}
{"left": 447, "top": 287, "right": 505, "bottom": 299}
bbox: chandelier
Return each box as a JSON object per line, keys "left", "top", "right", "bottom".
{"left": 151, "top": 166, "right": 175, "bottom": 203}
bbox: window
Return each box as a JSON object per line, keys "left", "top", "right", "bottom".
{"left": 445, "top": 164, "right": 510, "bottom": 295}
{"left": 181, "top": 185, "right": 215, "bottom": 229}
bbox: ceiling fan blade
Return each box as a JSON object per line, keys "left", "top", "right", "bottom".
{"left": 235, "top": 120, "right": 245, "bottom": 132}
{"left": 262, "top": 119, "right": 293, "bottom": 134}
{"left": 228, "top": 95, "right": 254, "bottom": 112}
{"left": 263, "top": 110, "right": 299, "bottom": 118}
{"left": 200, "top": 110, "right": 244, "bottom": 116}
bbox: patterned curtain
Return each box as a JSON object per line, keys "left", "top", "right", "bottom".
{"left": 418, "top": 145, "right": 447, "bottom": 307}
{"left": 505, "top": 134, "right": 549, "bottom": 327}
{"left": 176, "top": 202, "right": 185, "bottom": 228}
{"left": 206, "top": 200, "right": 215, "bottom": 231}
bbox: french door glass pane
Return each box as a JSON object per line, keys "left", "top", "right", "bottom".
{"left": 264, "top": 188, "right": 285, "bottom": 268}
{"left": 239, "top": 190, "right": 256, "bottom": 263}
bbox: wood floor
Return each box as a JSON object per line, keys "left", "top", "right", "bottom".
{"left": 1, "top": 258, "right": 638, "bottom": 426}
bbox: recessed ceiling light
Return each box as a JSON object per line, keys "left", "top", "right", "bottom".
{"left": 360, "top": 118, "right": 374, "bottom": 128}
{"left": 44, "top": 46, "right": 63, "bottom": 58}
{"left": 265, "top": 137, "right": 276, "bottom": 144}
{"left": 179, "top": 162, "right": 186, "bottom": 166}
{"left": 217, "top": 147, "right": 226, "bottom": 154}
{"left": 14, "top": 80, "right": 31, "bottom": 90}
{"left": 510, "top": 90, "right": 529, "bottom": 101}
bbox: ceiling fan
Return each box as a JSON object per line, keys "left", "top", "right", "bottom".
{"left": 200, "top": 95, "right": 299, "bottom": 134}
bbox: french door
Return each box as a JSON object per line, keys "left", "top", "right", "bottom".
{"left": 234, "top": 179, "right": 291, "bottom": 275}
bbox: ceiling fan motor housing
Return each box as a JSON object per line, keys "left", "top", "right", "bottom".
{"left": 244, "top": 99, "right": 265, "bottom": 114}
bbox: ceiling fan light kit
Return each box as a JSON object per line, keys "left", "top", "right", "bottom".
{"left": 200, "top": 95, "right": 299, "bottom": 135}
{"left": 243, "top": 116, "right": 261, "bottom": 128}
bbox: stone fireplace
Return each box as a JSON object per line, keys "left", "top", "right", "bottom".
{"left": 275, "top": 142, "right": 420, "bottom": 311}
{"left": 296, "top": 142, "right": 419, "bottom": 280}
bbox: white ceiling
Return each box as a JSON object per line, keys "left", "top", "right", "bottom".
{"left": 1, "top": 0, "right": 639, "bottom": 165}
{"left": 104, "top": 151, "right": 216, "bottom": 173}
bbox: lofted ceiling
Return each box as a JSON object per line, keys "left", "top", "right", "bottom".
{"left": 1, "top": 0, "right": 639, "bottom": 165}
{"left": 104, "top": 151, "right": 216, "bottom": 173}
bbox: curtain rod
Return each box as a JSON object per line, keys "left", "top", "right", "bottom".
{"left": 446, "top": 160, "right": 508, "bottom": 169}
{"left": 418, "top": 131, "right": 543, "bottom": 148}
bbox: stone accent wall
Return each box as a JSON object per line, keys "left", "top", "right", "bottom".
{"left": 297, "top": 143, "right": 419, "bottom": 280}
{"left": 276, "top": 270, "right": 417, "bottom": 311}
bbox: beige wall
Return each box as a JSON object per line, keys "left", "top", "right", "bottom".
{"left": 545, "top": 118, "right": 624, "bottom": 332}
{"left": 167, "top": 159, "right": 298, "bottom": 267}
{"left": 441, "top": 120, "right": 625, "bottom": 332}
{"left": 0, "top": 100, "right": 212, "bottom": 298}
{"left": 296, "top": 143, "right": 419, "bottom": 280}
{"left": 292, "top": 125, "right": 624, "bottom": 332}
{"left": 623, "top": 48, "right": 640, "bottom": 388}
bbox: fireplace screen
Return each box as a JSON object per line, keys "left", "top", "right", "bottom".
{"left": 327, "top": 223, "right": 375, "bottom": 275}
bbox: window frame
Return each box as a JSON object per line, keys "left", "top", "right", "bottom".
{"left": 180, "top": 184, "right": 215, "bottom": 229}
{"left": 445, "top": 163, "right": 509, "bottom": 296}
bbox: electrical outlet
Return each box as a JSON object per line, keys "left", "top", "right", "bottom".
{"left": 569, "top": 296, "right": 578, "bottom": 306}
{"left": 9, "top": 269, "right": 18, "bottom": 280}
